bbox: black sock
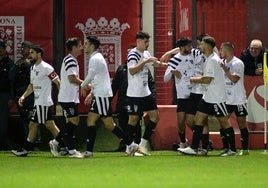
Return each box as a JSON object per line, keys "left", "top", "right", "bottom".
{"left": 55, "top": 131, "right": 65, "bottom": 141}
{"left": 134, "top": 124, "right": 142, "bottom": 144}
{"left": 55, "top": 123, "right": 69, "bottom": 147}
{"left": 202, "top": 134, "right": 209, "bottom": 150}
{"left": 125, "top": 124, "right": 135, "bottom": 144}
{"left": 143, "top": 120, "right": 157, "bottom": 140}
{"left": 179, "top": 131, "right": 186, "bottom": 143}
{"left": 112, "top": 126, "right": 125, "bottom": 140}
{"left": 114, "top": 125, "right": 135, "bottom": 146}
{"left": 220, "top": 128, "right": 229, "bottom": 149}
{"left": 240, "top": 128, "right": 249, "bottom": 150}
{"left": 225, "top": 127, "right": 236, "bottom": 152}
{"left": 24, "top": 140, "right": 34, "bottom": 151}
{"left": 191, "top": 125, "right": 203, "bottom": 150}
{"left": 86, "top": 126, "right": 97, "bottom": 152}
{"left": 66, "top": 122, "right": 77, "bottom": 150}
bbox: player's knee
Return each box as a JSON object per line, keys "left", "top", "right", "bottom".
{"left": 150, "top": 115, "right": 159, "bottom": 123}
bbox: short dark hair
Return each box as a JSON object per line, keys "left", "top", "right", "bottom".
{"left": 31, "top": 45, "right": 44, "bottom": 57}
{"left": 196, "top": 33, "right": 209, "bottom": 41}
{"left": 66, "top": 37, "right": 81, "bottom": 52}
{"left": 202, "top": 36, "right": 216, "bottom": 49}
{"left": 221, "top": 42, "right": 234, "bottom": 51}
{"left": 136, "top": 31, "right": 150, "bottom": 39}
{"left": 176, "top": 37, "right": 192, "bottom": 47}
{"left": 86, "top": 36, "right": 100, "bottom": 49}
{"left": 22, "top": 41, "right": 33, "bottom": 48}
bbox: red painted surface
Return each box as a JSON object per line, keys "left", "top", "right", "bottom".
{"left": 155, "top": 0, "right": 174, "bottom": 105}
{"left": 196, "top": 0, "right": 246, "bottom": 57}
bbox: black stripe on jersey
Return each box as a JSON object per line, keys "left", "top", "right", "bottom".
{"left": 192, "top": 49, "right": 197, "bottom": 58}
{"left": 64, "top": 59, "right": 74, "bottom": 65}
{"left": 64, "top": 57, "right": 77, "bottom": 71}
{"left": 131, "top": 51, "right": 141, "bottom": 58}
{"left": 65, "top": 64, "right": 77, "bottom": 71}
{"left": 173, "top": 56, "right": 182, "bottom": 62}
{"left": 128, "top": 52, "right": 141, "bottom": 60}
{"left": 128, "top": 57, "right": 139, "bottom": 64}
{"left": 127, "top": 51, "right": 143, "bottom": 65}
{"left": 192, "top": 48, "right": 202, "bottom": 58}
{"left": 168, "top": 63, "right": 176, "bottom": 69}
{"left": 169, "top": 58, "right": 180, "bottom": 66}
{"left": 63, "top": 54, "right": 77, "bottom": 71}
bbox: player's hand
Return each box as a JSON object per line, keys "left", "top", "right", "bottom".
{"left": 18, "top": 96, "right": 25, "bottom": 107}
{"left": 84, "top": 93, "right": 93, "bottom": 105}
{"left": 152, "top": 61, "right": 168, "bottom": 68}
{"left": 171, "top": 70, "right": 182, "bottom": 79}
{"left": 255, "top": 68, "right": 263, "bottom": 75}
{"left": 145, "top": 57, "right": 158, "bottom": 63}
{"left": 81, "top": 87, "right": 88, "bottom": 97}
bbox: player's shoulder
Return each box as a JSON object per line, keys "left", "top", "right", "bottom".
{"left": 40, "top": 61, "right": 54, "bottom": 71}
{"left": 229, "top": 56, "right": 244, "bottom": 66}
{"left": 63, "top": 54, "right": 76, "bottom": 62}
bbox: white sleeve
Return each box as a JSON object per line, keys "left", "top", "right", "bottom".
{"left": 163, "top": 66, "right": 173, "bottom": 83}
{"left": 81, "top": 60, "right": 96, "bottom": 87}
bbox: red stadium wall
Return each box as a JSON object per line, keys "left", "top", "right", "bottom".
{"left": 65, "top": 0, "right": 141, "bottom": 113}
{"left": 196, "top": 0, "right": 246, "bottom": 57}
{"left": 154, "top": 0, "right": 174, "bottom": 105}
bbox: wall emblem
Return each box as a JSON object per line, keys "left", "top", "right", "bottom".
{"left": 75, "top": 17, "right": 130, "bottom": 78}
{"left": 0, "top": 16, "right": 24, "bottom": 62}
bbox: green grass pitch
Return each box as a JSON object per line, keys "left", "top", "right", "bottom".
{"left": 0, "top": 150, "right": 267, "bottom": 187}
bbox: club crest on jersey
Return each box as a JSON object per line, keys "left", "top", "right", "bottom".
{"left": 35, "top": 71, "right": 39, "bottom": 76}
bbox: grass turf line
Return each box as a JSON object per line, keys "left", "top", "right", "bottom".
{"left": 0, "top": 150, "right": 267, "bottom": 188}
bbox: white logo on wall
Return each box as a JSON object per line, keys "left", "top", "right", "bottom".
{"left": 0, "top": 16, "right": 24, "bottom": 62}
{"left": 247, "top": 85, "right": 268, "bottom": 123}
{"left": 75, "top": 17, "right": 130, "bottom": 78}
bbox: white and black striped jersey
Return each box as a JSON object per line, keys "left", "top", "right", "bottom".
{"left": 202, "top": 52, "right": 226, "bottom": 103}
{"left": 223, "top": 56, "right": 247, "bottom": 105}
{"left": 164, "top": 52, "right": 195, "bottom": 99}
{"left": 81, "top": 51, "right": 113, "bottom": 97}
{"left": 190, "top": 48, "right": 207, "bottom": 94}
{"left": 58, "top": 53, "right": 80, "bottom": 103}
{"left": 30, "top": 61, "right": 59, "bottom": 106}
{"left": 127, "top": 48, "right": 152, "bottom": 97}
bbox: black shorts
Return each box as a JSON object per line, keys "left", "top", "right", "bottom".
{"left": 59, "top": 102, "right": 79, "bottom": 118}
{"left": 226, "top": 104, "right": 248, "bottom": 117}
{"left": 176, "top": 99, "right": 189, "bottom": 112}
{"left": 89, "top": 96, "right": 112, "bottom": 117}
{"left": 185, "top": 93, "right": 203, "bottom": 115}
{"left": 126, "top": 95, "right": 157, "bottom": 116}
{"left": 197, "top": 99, "right": 228, "bottom": 117}
{"left": 30, "top": 105, "right": 54, "bottom": 124}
